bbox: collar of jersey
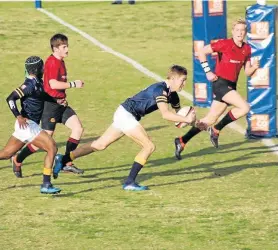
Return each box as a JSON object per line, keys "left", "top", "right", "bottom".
{"left": 231, "top": 38, "right": 245, "bottom": 48}
{"left": 164, "top": 81, "right": 171, "bottom": 95}
{"left": 27, "top": 76, "right": 39, "bottom": 83}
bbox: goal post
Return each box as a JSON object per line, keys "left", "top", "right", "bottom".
{"left": 192, "top": 0, "right": 227, "bottom": 108}
{"left": 35, "top": 0, "right": 42, "bottom": 9}
{"left": 246, "top": 1, "right": 278, "bottom": 138}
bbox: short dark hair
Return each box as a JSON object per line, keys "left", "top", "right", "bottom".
{"left": 50, "top": 33, "right": 68, "bottom": 51}
{"left": 167, "top": 65, "right": 187, "bottom": 79}
{"left": 25, "top": 56, "right": 44, "bottom": 76}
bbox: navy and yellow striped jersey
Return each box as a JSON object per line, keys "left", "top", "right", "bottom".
{"left": 5, "top": 77, "right": 51, "bottom": 124}
{"left": 18, "top": 77, "right": 45, "bottom": 124}
{"left": 121, "top": 81, "right": 180, "bottom": 121}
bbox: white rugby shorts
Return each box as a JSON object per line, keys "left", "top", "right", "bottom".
{"left": 12, "top": 119, "right": 42, "bottom": 143}
{"left": 112, "top": 105, "right": 140, "bottom": 132}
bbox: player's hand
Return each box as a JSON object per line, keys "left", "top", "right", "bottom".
{"left": 57, "top": 98, "right": 68, "bottom": 107}
{"left": 17, "top": 115, "right": 28, "bottom": 129}
{"left": 206, "top": 72, "right": 218, "bottom": 82}
{"left": 185, "top": 110, "right": 196, "bottom": 125}
{"left": 253, "top": 58, "right": 260, "bottom": 70}
{"left": 194, "top": 120, "right": 208, "bottom": 131}
{"left": 74, "top": 80, "right": 84, "bottom": 88}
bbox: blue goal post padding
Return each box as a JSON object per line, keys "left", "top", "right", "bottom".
{"left": 246, "top": 4, "right": 278, "bottom": 138}
{"left": 35, "top": 0, "right": 42, "bottom": 9}
{"left": 192, "top": 0, "right": 227, "bottom": 107}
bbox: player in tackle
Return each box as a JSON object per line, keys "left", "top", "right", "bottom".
{"left": 174, "top": 18, "right": 260, "bottom": 160}
{"left": 54, "top": 65, "right": 196, "bottom": 191}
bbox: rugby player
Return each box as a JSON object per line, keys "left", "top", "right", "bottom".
{"left": 54, "top": 65, "right": 195, "bottom": 191}
{"left": 12, "top": 34, "right": 85, "bottom": 178}
{"left": 0, "top": 56, "right": 61, "bottom": 194}
{"left": 174, "top": 18, "right": 260, "bottom": 160}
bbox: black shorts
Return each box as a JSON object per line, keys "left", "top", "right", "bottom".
{"left": 41, "top": 101, "right": 76, "bottom": 131}
{"left": 212, "top": 77, "right": 237, "bottom": 103}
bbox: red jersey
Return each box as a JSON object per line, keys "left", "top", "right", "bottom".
{"left": 43, "top": 55, "right": 67, "bottom": 98}
{"left": 211, "top": 38, "right": 251, "bottom": 83}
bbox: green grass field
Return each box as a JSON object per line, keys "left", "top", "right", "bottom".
{"left": 1, "top": 1, "right": 278, "bottom": 249}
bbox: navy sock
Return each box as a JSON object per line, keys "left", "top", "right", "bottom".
{"left": 125, "top": 162, "right": 143, "bottom": 185}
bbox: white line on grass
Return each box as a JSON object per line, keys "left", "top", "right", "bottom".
{"left": 38, "top": 8, "right": 278, "bottom": 156}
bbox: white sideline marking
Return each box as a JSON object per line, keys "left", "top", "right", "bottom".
{"left": 38, "top": 8, "right": 278, "bottom": 156}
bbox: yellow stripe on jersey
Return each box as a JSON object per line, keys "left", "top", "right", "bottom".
{"left": 155, "top": 95, "right": 167, "bottom": 100}
{"left": 156, "top": 97, "right": 167, "bottom": 101}
{"left": 17, "top": 88, "right": 24, "bottom": 97}
{"left": 156, "top": 100, "right": 168, "bottom": 103}
{"left": 15, "top": 89, "right": 23, "bottom": 98}
{"left": 156, "top": 95, "right": 168, "bottom": 103}
{"left": 172, "top": 103, "right": 180, "bottom": 108}
{"left": 15, "top": 88, "right": 24, "bottom": 98}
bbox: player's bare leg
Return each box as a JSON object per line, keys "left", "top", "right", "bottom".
{"left": 201, "top": 101, "right": 228, "bottom": 148}
{"left": 13, "top": 130, "right": 55, "bottom": 174}
{"left": 53, "top": 125, "right": 124, "bottom": 179}
{"left": 209, "top": 91, "right": 249, "bottom": 148}
{"left": 31, "top": 130, "right": 61, "bottom": 194}
{"left": 64, "top": 115, "right": 84, "bottom": 174}
{"left": 122, "top": 124, "right": 155, "bottom": 191}
{"left": 222, "top": 90, "right": 250, "bottom": 118}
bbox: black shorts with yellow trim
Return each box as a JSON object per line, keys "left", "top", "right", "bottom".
{"left": 212, "top": 77, "right": 237, "bottom": 104}
{"left": 41, "top": 101, "right": 76, "bottom": 131}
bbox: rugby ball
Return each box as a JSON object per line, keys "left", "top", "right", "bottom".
{"left": 175, "top": 106, "right": 195, "bottom": 128}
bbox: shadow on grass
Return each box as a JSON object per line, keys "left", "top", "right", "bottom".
{"left": 1, "top": 139, "right": 276, "bottom": 195}
{"left": 4, "top": 156, "right": 274, "bottom": 197}
{"left": 0, "top": 160, "right": 41, "bottom": 171}
{"left": 2, "top": 158, "right": 275, "bottom": 197}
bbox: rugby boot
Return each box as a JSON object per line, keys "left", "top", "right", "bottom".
{"left": 174, "top": 137, "right": 185, "bottom": 160}
{"left": 11, "top": 155, "right": 23, "bottom": 178}
{"left": 208, "top": 126, "right": 219, "bottom": 148}
{"left": 123, "top": 182, "right": 148, "bottom": 191}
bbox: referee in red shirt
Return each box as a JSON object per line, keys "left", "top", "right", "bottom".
{"left": 13, "top": 34, "right": 85, "bottom": 175}
{"left": 174, "top": 19, "right": 260, "bottom": 160}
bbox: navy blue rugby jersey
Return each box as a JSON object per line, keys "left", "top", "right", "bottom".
{"left": 121, "top": 81, "right": 180, "bottom": 121}
{"left": 18, "top": 77, "right": 46, "bottom": 124}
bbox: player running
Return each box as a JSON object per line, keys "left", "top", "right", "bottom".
{"left": 54, "top": 65, "right": 196, "bottom": 191}
{"left": 12, "top": 34, "right": 85, "bottom": 177}
{"left": 0, "top": 56, "right": 63, "bottom": 194}
{"left": 174, "top": 18, "right": 260, "bottom": 160}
